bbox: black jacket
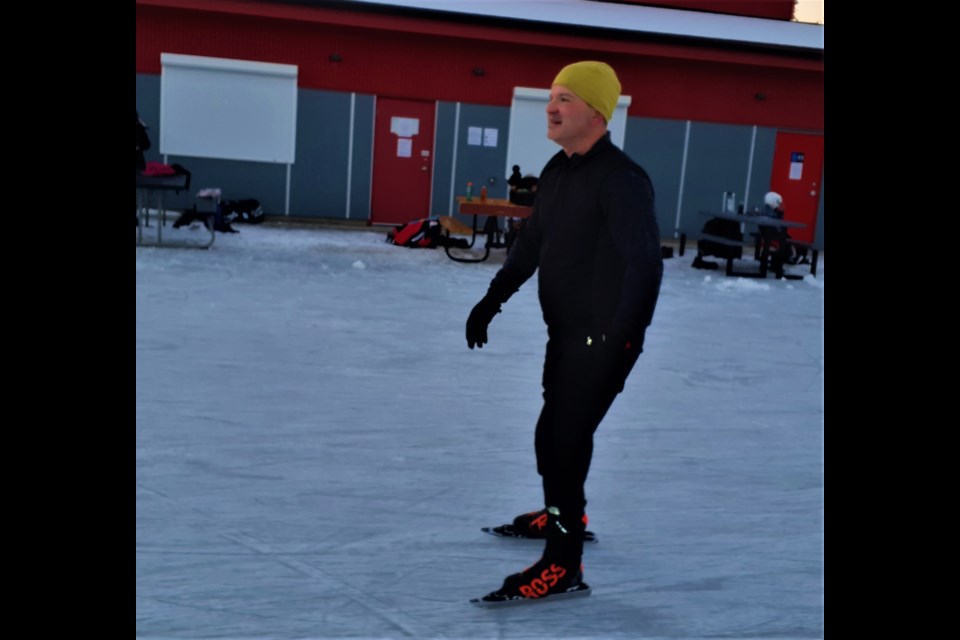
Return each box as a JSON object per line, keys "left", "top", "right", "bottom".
{"left": 489, "top": 133, "right": 662, "bottom": 343}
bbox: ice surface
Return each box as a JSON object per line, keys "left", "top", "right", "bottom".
{"left": 136, "top": 222, "right": 823, "bottom": 639}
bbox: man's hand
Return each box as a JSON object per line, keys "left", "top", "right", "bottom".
{"left": 466, "top": 293, "right": 502, "bottom": 349}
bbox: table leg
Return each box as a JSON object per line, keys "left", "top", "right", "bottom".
{"left": 157, "top": 191, "right": 163, "bottom": 245}
{"left": 444, "top": 215, "right": 490, "bottom": 262}
{"left": 136, "top": 189, "right": 144, "bottom": 245}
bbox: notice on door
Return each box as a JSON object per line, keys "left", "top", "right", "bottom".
{"left": 396, "top": 138, "right": 412, "bottom": 158}
{"left": 391, "top": 117, "right": 419, "bottom": 137}
{"left": 789, "top": 151, "right": 804, "bottom": 180}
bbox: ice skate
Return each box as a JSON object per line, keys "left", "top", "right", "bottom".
{"left": 482, "top": 507, "right": 597, "bottom": 543}
{"left": 470, "top": 558, "right": 590, "bottom": 606}
{"left": 473, "top": 506, "right": 592, "bottom": 606}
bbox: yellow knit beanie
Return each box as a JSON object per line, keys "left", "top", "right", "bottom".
{"left": 552, "top": 61, "right": 621, "bottom": 122}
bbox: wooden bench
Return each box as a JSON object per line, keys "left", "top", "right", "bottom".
{"left": 438, "top": 215, "right": 473, "bottom": 236}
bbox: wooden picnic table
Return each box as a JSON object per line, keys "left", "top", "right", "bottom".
{"left": 442, "top": 197, "right": 532, "bottom": 263}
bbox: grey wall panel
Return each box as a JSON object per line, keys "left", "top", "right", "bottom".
{"left": 349, "top": 94, "right": 375, "bottom": 222}
{"left": 136, "top": 75, "right": 163, "bottom": 170}
{"left": 748, "top": 127, "right": 778, "bottom": 213}
{"left": 449, "top": 103, "right": 511, "bottom": 225}
{"left": 289, "top": 89, "right": 351, "bottom": 218}
{"left": 677, "top": 122, "right": 756, "bottom": 233}
{"left": 624, "top": 117, "right": 687, "bottom": 240}
{"left": 160, "top": 157, "right": 289, "bottom": 214}
{"left": 431, "top": 102, "right": 457, "bottom": 218}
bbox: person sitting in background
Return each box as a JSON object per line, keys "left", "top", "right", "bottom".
{"left": 520, "top": 174, "right": 539, "bottom": 196}
{"left": 508, "top": 167, "right": 538, "bottom": 207}
{"left": 508, "top": 165, "right": 523, "bottom": 196}
{"left": 505, "top": 168, "right": 537, "bottom": 251}
{"left": 762, "top": 191, "right": 809, "bottom": 266}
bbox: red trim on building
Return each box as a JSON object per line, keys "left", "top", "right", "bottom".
{"left": 136, "top": 0, "right": 822, "bottom": 131}
{"left": 601, "top": 1, "right": 795, "bottom": 21}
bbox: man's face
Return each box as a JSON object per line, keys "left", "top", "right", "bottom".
{"left": 546, "top": 85, "right": 603, "bottom": 154}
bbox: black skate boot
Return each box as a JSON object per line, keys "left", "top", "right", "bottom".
{"left": 472, "top": 507, "right": 591, "bottom": 606}
{"left": 482, "top": 507, "right": 597, "bottom": 542}
{"left": 470, "top": 557, "right": 590, "bottom": 606}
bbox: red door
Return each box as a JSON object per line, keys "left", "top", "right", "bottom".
{"left": 370, "top": 97, "right": 436, "bottom": 226}
{"left": 768, "top": 132, "right": 824, "bottom": 244}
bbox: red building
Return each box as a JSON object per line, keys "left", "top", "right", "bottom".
{"left": 136, "top": 0, "right": 824, "bottom": 245}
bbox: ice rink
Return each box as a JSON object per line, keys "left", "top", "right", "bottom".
{"left": 136, "top": 221, "right": 824, "bottom": 639}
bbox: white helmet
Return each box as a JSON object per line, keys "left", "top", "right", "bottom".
{"left": 764, "top": 191, "right": 783, "bottom": 209}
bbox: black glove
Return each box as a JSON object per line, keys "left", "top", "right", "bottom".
{"left": 466, "top": 292, "right": 502, "bottom": 349}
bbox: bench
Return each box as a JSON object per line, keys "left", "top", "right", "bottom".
{"left": 677, "top": 230, "right": 766, "bottom": 278}
{"left": 784, "top": 239, "right": 820, "bottom": 277}
{"left": 438, "top": 215, "right": 473, "bottom": 236}
{"left": 747, "top": 232, "right": 820, "bottom": 277}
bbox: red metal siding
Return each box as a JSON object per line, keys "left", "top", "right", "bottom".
{"left": 136, "top": 1, "right": 821, "bottom": 131}
{"left": 598, "top": 1, "right": 796, "bottom": 20}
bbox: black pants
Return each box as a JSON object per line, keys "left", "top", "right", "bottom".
{"left": 534, "top": 334, "right": 642, "bottom": 523}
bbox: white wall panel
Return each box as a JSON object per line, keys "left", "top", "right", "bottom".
{"left": 160, "top": 53, "right": 298, "bottom": 164}
{"left": 505, "top": 87, "right": 631, "bottom": 179}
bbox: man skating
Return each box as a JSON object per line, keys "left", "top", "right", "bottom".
{"left": 465, "top": 60, "right": 664, "bottom": 604}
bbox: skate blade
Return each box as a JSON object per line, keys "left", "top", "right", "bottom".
{"left": 470, "top": 583, "right": 591, "bottom": 607}
{"left": 481, "top": 526, "right": 598, "bottom": 543}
